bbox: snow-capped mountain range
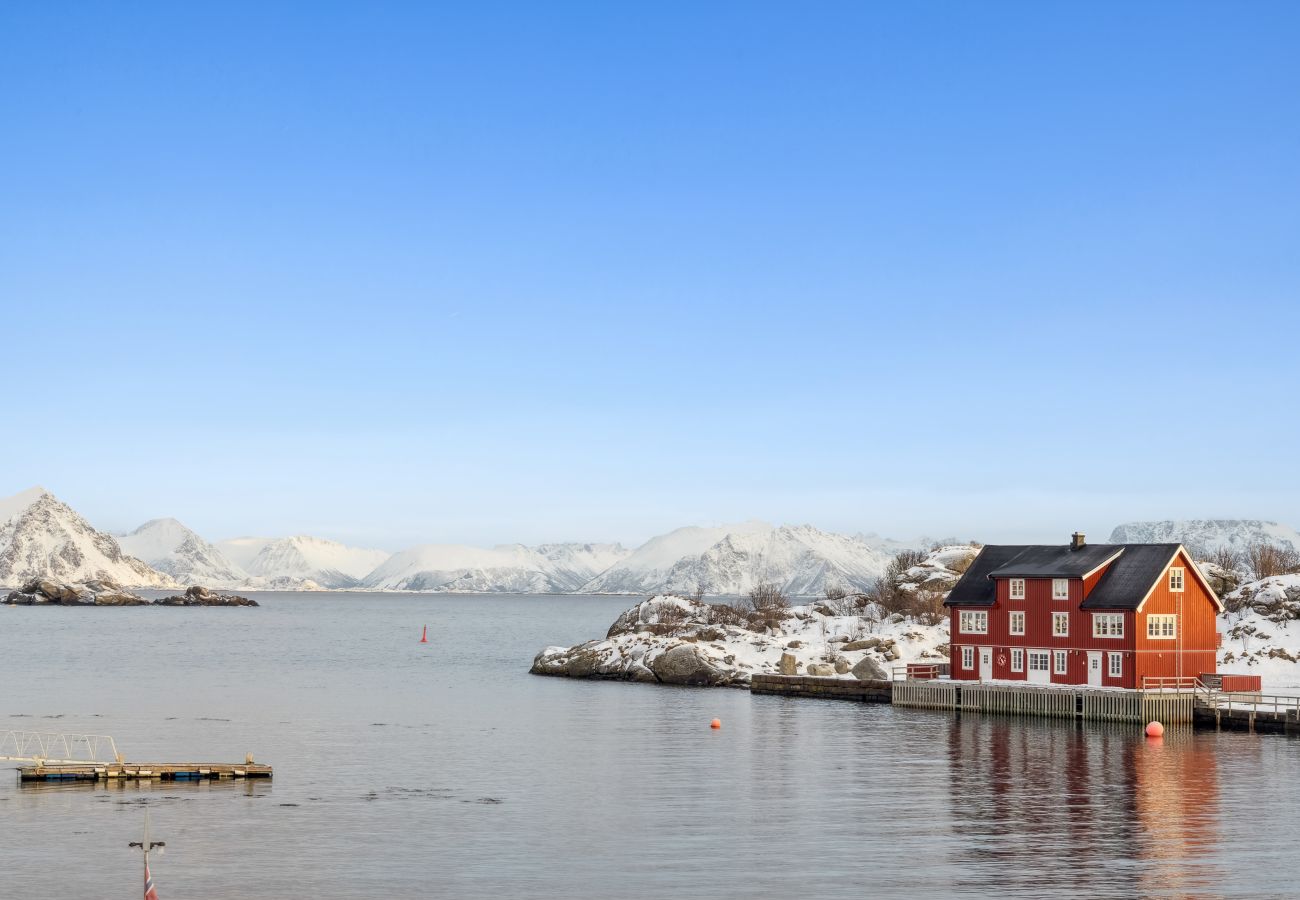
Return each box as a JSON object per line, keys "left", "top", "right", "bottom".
{"left": 215, "top": 535, "right": 392, "bottom": 589}
{"left": 1108, "top": 520, "right": 1300, "bottom": 554}
{"left": 591, "top": 523, "right": 894, "bottom": 596}
{"left": 363, "top": 542, "right": 630, "bottom": 592}
{"left": 5, "top": 486, "right": 1300, "bottom": 595}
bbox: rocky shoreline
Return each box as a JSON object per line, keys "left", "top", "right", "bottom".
{"left": 530, "top": 595, "right": 947, "bottom": 687}
{"left": 3, "top": 580, "right": 258, "bottom": 607}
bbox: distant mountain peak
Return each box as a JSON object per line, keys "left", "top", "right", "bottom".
{"left": 117, "top": 517, "right": 246, "bottom": 588}
{"left": 0, "top": 488, "right": 172, "bottom": 588}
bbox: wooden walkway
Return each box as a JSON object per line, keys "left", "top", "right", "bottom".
{"left": 19, "top": 762, "right": 273, "bottom": 782}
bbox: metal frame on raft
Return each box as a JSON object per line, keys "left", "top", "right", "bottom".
{"left": 0, "top": 730, "right": 121, "bottom": 765}
{"left": 1, "top": 729, "right": 273, "bottom": 782}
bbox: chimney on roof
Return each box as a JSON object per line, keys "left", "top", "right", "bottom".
{"left": 1071, "top": 532, "right": 1086, "bottom": 550}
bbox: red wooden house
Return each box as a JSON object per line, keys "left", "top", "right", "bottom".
{"left": 944, "top": 533, "right": 1222, "bottom": 689}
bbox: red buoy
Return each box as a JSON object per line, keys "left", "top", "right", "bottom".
{"left": 419, "top": 625, "right": 428, "bottom": 643}
{"left": 710, "top": 718, "right": 721, "bottom": 730}
{"left": 1145, "top": 721, "right": 1164, "bottom": 738}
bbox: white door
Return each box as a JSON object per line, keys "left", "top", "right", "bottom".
{"left": 1087, "top": 652, "right": 1103, "bottom": 687}
{"left": 979, "top": 647, "right": 992, "bottom": 681}
{"left": 1028, "top": 650, "right": 1051, "bottom": 684}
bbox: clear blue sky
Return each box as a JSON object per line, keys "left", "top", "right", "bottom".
{"left": 1, "top": 3, "right": 1297, "bottom": 549}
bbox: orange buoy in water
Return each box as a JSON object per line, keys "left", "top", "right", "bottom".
{"left": 710, "top": 718, "right": 721, "bottom": 730}
{"left": 419, "top": 625, "right": 428, "bottom": 644}
{"left": 1145, "top": 721, "right": 1164, "bottom": 737}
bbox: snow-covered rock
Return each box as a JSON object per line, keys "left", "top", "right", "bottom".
{"left": 362, "top": 542, "right": 628, "bottom": 592}
{"left": 530, "top": 594, "right": 950, "bottom": 687}
{"left": 117, "top": 518, "right": 248, "bottom": 588}
{"left": 1109, "top": 520, "right": 1300, "bottom": 555}
{"left": 218, "top": 535, "right": 390, "bottom": 589}
{"left": 5, "top": 576, "right": 148, "bottom": 606}
{"left": 0, "top": 488, "right": 173, "bottom": 588}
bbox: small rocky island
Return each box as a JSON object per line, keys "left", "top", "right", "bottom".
{"left": 4, "top": 579, "right": 258, "bottom": 607}
{"left": 531, "top": 593, "right": 949, "bottom": 687}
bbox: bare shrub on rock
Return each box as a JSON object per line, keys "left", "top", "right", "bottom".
{"left": 910, "top": 587, "right": 948, "bottom": 626}
{"left": 706, "top": 603, "right": 748, "bottom": 627}
{"left": 748, "top": 582, "right": 789, "bottom": 612}
{"left": 1245, "top": 542, "right": 1300, "bottom": 581}
{"left": 746, "top": 582, "right": 790, "bottom": 631}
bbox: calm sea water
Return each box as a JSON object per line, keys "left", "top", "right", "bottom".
{"left": 2, "top": 592, "right": 1298, "bottom": 899}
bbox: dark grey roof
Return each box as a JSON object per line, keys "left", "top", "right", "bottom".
{"left": 988, "top": 544, "right": 1124, "bottom": 578}
{"left": 943, "top": 542, "right": 1191, "bottom": 610}
{"left": 1080, "top": 543, "right": 1181, "bottom": 610}
{"left": 943, "top": 545, "right": 1033, "bottom": 608}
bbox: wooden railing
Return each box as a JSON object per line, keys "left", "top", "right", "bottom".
{"left": 1202, "top": 692, "right": 1300, "bottom": 716}
{"left": 892, "top": 664, "right": 946, "bottom": 681}
{"left": 1141, "top": 676, "right": 1209, "bottom": 693}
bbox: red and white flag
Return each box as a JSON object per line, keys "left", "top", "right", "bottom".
{"left": 144, "top": 861, "right": 159, "bottom": 900}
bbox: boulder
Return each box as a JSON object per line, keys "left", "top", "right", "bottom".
{"left": 833, "top": 658, "right": 851, "bottom": 675}
{"left": 153, "top": 588, "right": 258, "bottom": 607}
{"left": 840, "top": 640, "right": 873, "bottom": 651}
{"left": 4, "top": 591, "right": 38, "bottom": 605}
{"left": 785, "top": 640, "right": 803, "bottom": 649}
{"left": 650, "top": 644, "right": 725, "bottom": 686}
{"left": 565, "top": 647, "right": 606, "bottom": 679}
{"left": 627, "top": 662, "right": 658, "bottom": 683}
{"left": 529, "top": 647, "right": 570, "bottom": 676}
{"left": 851, "top": 656, "right": 888, "bottom": 681}
{"left": 779, "top": 652, "right": 799, "bottom": 676}
{"left": 806, "top": 662, "right": 837, "bottom": 677}
{"left": 94, "top": 591, "right": 148, "bottom": 606}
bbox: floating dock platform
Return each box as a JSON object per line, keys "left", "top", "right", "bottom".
{"left": 19, "top": 761, "right": 273, "bottom": 782}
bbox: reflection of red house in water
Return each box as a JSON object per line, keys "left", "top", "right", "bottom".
{"left": 944, "top": 533, "right": 1223, "bottom": 689}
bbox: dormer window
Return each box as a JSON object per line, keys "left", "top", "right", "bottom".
{"left": 1052, "top": 578, "right": 1069, "bottom": 600}
{"left": 1169, "top": 567, "right": 1185, "bottom": 592}
{"left": 1009, "top": 578, "right": 1026, "bottom": 600}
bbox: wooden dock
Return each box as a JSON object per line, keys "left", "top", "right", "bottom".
{"left": 752, "top": 673, "right": 1300, "bottom": 734}
{"left": 19, "top": 761, "right": 273, "bottom": 782}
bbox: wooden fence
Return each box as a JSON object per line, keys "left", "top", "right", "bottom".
{"left": 890, "top": 680, "right": 1196, "bottom": 724}
{"left": 891, "top": 681, "right": 958, "bottom": 711}
{"left": 961, "top": 683, "right": 1076, "bottom": 719}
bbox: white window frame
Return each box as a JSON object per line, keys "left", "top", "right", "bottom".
{"left": 1108, "top": 652, "right": 1123, "bottom": 677}
{"left": 1147, "top": 614, "right": 1177, "bottom": 640}
{"left": 1053, "top": 650, "right": 1068, "bottom": 675}
{"left": 1052, "top": 612, "right": 1069, "bottom": 637}
{"left": 1028, "top": 650, "right": 1050, "bottom": 672}
{"left": 1011, "top": 648, "right": 1024, "bottom": 673}
{"left": 1169, "top": 567, "right": 1185, "bottom": 593}
{"left": 1092, "top": 613, "right": 1125, "bottom": 638}
{"left": 1009, "top": 578, "right": 1026, "bottom": 600}
{"left": 1009, "top": 611, "right": 1025, "bottom": 636}
{"left": 959, "top": 611, "right": 988, "bottom": 634}
{"left": 1052, "top": 578, "right": 1069, "bottom": 600}
{"left": 961, "top": 646, "right": 974, "bottom": 669}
